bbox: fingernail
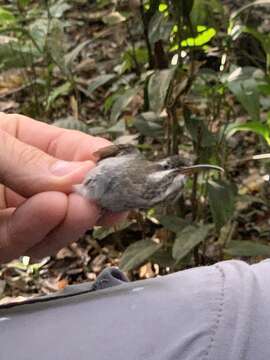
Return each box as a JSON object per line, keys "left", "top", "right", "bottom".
{"left": 50, "top": 160, "right": 93, "bottom": 176}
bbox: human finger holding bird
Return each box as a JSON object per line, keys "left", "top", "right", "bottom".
{"left": 0, "top": 113, "right": 222, "bottom": 263}
{"left": 0, "top": 113, "right": 124, "bottom": 263}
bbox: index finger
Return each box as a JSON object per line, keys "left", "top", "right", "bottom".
{"left": 0, "top": 113, "right": 111, "bottom": 161}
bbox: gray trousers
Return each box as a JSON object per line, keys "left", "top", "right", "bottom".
{"left": 1, "top": 259, "right": 270, "bottom": 360}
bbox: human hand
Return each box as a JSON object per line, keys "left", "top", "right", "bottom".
{"left": 0, "top": 113, "right": 124, "bottom": 263}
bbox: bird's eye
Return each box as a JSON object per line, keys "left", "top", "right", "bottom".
{"left": 159, "top": 162, "right": 170, "bottom": 170}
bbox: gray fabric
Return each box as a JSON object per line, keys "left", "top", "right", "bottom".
{"left": 0, "top": 259, "right": 270, "bottom": 360}
{"left": 0, "top": 268, "right": 129, "bottom": 309}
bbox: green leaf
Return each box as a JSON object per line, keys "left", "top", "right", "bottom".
{"left": 172, "top": 225, "right": 211, "bottom": 262}
{"left": 208, "top": 179, "right": 235, "bottom": 231}
{"left": 148, "top": 12, "right": 172, "bottom": 45}
{"left": 65, "top": 40, "right": 90, "bottom": 69}
{"left": 0, "top": 7, "right": 15, "bottom": 25}
{"left": 0, "top": 42, "right": 35, "bottom": 70}
{"left": 159, "top": 3, "right": 168, "bottom": 12}
{"left": 47, "top": 81, "right": 72, "bottom": 108}
{"left": 53, "top": 117, "right": 90, "bottom": 133}
{"left": 29, "top": 18, "right": 49, "bottom": 53}
{"left": 133, "top": 115, "right": 163, "bottom": 138}
{"left": 148, "top": 68, "right": 175, "bottom": 113}
{"left": 191, "top": 0, "right": 223, "bottom": 27}
{"left": 226, "top": 67, "right": 264, "bottom": 121}
{"left": 119, "top": 240, "right": 162, "bottom": 272}
{"left": 121, "top": 47, "right": 149, "bottom": 72}
{"left": 93, "top": 221, "right": 133, "bottom": 240}
{"left": 87, "top": 74, "right": 116, "bottom": 94}
{"left": 49, "top": 0, "right": 71, "bottom": 18}
{"left": 92, "top": 227, "right": 116, "bottom": 241}
{"left": 46, "top": 19, "right": 67, "bottom": 73}
{"left": 181, "top": 27, "right": 216, "bottom": 47}
{"left": 224, "top": 240, "right": 270, "bottom": 257}
{"left": 107, "top": 119, "right": 126, "bottom": 134}
{"left": 225, "top": 121, "right": 270, "bottom": 145}
{"left": 110, "top": 88, "right": 138, "bottom": 122}
{"left": 158, "top": 215, "right": 188, "bottom": 233}
{"left": 184, "top": 115, "right": 216, "bottom": 147}
{"left": 136, "top": 111, "right": 160, "bottom": 122}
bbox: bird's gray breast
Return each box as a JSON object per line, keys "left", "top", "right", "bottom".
{"left": 82, "top": 155, "right": 140, "bottom": 211}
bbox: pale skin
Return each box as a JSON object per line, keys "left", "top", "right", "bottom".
{"left": 0, "top": 113, "right": 125, "bottom": 263}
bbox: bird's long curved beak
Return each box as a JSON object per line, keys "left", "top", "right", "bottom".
{"left": 180, "top": 164, "right": 224, "bottom": 175}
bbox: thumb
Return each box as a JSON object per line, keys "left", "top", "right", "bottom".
{"left": 0, "top": 129, "right": 94, "bottom": 197}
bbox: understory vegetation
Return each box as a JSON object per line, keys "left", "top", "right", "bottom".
{"left": 0, "top": 0, "right": 270, "bottom": 302}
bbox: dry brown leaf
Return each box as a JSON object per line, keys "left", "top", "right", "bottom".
{"left": 76, "top": 58, "right": 96, "bottom": 73}
{"left": 139, "top": 263, "right": 155, "bottom": 279}
{"left": 0, "top": 295, "right": 30, "bottom": 306}
{"left": 0, "top": 70, "right": 26, "bottom": 96}
{"left": 0, "top": 100, "right": 18, "bottom": 112}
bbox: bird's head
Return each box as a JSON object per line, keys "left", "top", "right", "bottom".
{"left": 146, "top": 157, "right": 224, "bottom": 206}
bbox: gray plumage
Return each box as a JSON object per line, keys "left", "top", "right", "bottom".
{"left": 74, "top": 145, "right": 223, "bottom": 212}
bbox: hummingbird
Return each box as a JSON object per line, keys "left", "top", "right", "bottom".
{"left": 74, "top": 144, "right": 223, "bottom": 212}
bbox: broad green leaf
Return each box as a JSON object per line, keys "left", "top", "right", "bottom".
{"left": 191, "top": 0, "right": 223, "bottom": 27}
{"left": 136, "top": 111, "right": 160, "bottom": 122}
{"left": 225, "top": 121, "right": 270, "bottom": 145}
{"left": 181, "top": 27, "right": 216, "bottom": 47}
{"left": 224, "top": 240, "right": 270, "bottom": 257}
{"left": 158, "top": 215, "right": 188, "bottom": 233}
{"left": 226, "top": 67, "right": 264, "bottom": 121}
{"left": 0, "top": 42, "right": 35, "bottom": 70}
{"left": 110, "top": 88, "right": 138, "bottom": 122}
{"left": 184, "top": 115, "right": 216, "bottom": 147}
{"left": 148, "top": 11, "right": 172, "bottom": 45}
{"left": 107, "top": 119, "right": 126, "bottom": 134}
{"left": 120, "top": 239, "right": 162, "bottom": 272}
{"left": 208, "top": 179, "right": 235, "bottom": 231}
{"left": 29, "top": 18, "right": 49, "bottom": 53}
{"left": 53, "top": 117, "right": 90, "bottom": 133}
{"left": 104, "top": 93, "right": 118, "bottom": 113}
{"left": 46, "top": 19, "right": 67, "bottom": 73}
{"left": 0, "top": 7, "right": 15, "bottom": 25}
{"left": 49, "top": 0, "right": 71, "bottom": 18}
{"left": 172, "top": 224, "right": 211, "bottom": 262}
{"left": 148, "top": 68, "right": 175, "bottom": 113}
{"left": 47, "top": 81, "right": 72, "bottom": 108}
{"left": 88, "top": 74, "right": 116, "bottom": 94}
{"left": 133, "top": 115, "right": 163, "bottom": 138}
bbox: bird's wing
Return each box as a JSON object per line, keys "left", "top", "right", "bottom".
{"left": 93, "top": 144, "right": 139, "bottom": 161}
